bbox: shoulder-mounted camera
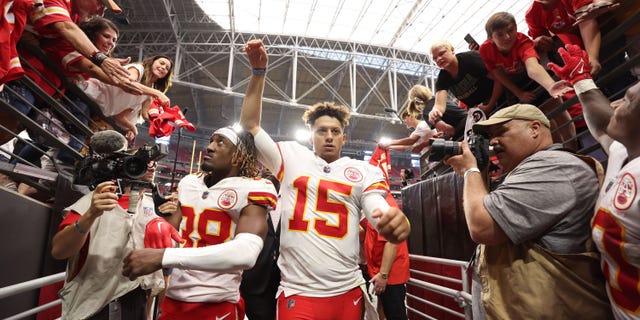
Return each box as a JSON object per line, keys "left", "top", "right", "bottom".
{"left": 75, "top": 144, "right": 168, "bottom": 190}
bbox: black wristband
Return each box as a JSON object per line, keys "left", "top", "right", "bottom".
{"left": 252, "top": 68, "right": 267, "bottom": 75}
{"left": 90, "top": 51, "right": 108, "bottom": 67}
{"left": 74, "top": 220, "right": 88, "bottom": 234}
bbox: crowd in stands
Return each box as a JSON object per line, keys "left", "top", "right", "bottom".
{"left": 0, "top": 0, "right": 638, "bottom": 319}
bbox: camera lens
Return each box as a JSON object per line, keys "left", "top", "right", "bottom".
{"left": 121, "top": 157, "right": 147, "bottom": 179}
{"left": 429, "top": 139, "right": 461, "bottom": 161}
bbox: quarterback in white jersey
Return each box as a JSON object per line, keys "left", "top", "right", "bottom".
{"left": 240, "top": 39, "right": 410, "bottom": 320}
{"left": 123, "top": 127, "right": 277, "bottom": 320}
{"left": 555, "top": 45, "right": 640, "bottom": 319}
{"left": 265, "top": 138, "right": 390, "bottom": 296}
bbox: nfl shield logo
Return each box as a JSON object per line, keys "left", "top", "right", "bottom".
{"left": 287, "top": 299, "right": 295, "bottom": 309}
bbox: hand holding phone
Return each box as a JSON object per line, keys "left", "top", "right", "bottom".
{"left": 464, "top": 33, "right": 479, "bottom": 50}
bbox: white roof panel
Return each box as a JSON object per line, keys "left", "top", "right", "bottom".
{"left": 196, "top": 0, "right": 532, "bottom": 55}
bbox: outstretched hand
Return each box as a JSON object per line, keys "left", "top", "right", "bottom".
{"left": 372, "top": 207, "right": 410, "bottom": 244}
{"left": 243, "top": 39, "right": 268, "bottom": 69}
{"left": 101, "top": 57, "right": 131, "bottom": 85}
{"left": 547, "top": 80, "right": 573, "bottom": 98}
{"left": 548, "top": 44, "right": 592, "bottom": 85}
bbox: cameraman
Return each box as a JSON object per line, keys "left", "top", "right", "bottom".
{"left": 445, "top": 104, "right": 611, "bottom": 319}
{"left": 50, "top": 132, "right": 181, "bottom": 320}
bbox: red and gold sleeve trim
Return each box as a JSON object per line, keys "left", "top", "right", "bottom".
{"left": 248, "top": 192, "right": 278, "bottom": 210}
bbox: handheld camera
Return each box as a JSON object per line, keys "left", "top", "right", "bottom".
{"left": 428, "top": 134, "right": 490, "bottom": 169}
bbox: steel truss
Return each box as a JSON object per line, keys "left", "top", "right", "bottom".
{"left": 115, "top": 30, "right": 440, "bottom": 120}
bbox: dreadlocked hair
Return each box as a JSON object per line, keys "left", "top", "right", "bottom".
{"left": 233, "top": 129, "right": 261, "bottom": 178}
{"left": 302, "top": 102, "right": 351, "bottom": 128}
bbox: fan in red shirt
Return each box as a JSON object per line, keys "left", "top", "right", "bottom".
{"left": 363, "top": 146, "right": 411, "bottom": 320}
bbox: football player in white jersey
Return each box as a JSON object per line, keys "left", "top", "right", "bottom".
{"left": 550, "top": 44, "right": 640, "bottom": 319}
{"left": 240, "top": 39, "right": 410, "bottom": 320}
{"left": 122, "top": 127, "right": 278, "bottom": 320}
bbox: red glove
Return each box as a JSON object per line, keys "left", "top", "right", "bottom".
{"left": 144, "top": 217, "right": 183, "bottom": 249}
{"left": 547, "top": 44, "right": 592, "bottom": 85}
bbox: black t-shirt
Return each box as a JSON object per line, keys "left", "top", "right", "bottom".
{"left": 435, "top": 51, "right": 495, "bottom": 107}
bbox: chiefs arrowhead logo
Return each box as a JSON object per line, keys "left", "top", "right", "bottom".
{"left": 614, "top": 173, "right": 636, "bottom": 211}
{"left": 218, "top": 189, "right": 238, "bottom": 209}
{"left": 344, "top": 167, "right": 363, "bottom": 182}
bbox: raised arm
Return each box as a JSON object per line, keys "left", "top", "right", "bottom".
{"left": 240, "top": 40, "right": 268, "bottom": 136}
{"left": 548, "top": 44, "right": 614, "bottom": 152}
{"left": 238, "top": 40, "right": 283, "bottom": 173}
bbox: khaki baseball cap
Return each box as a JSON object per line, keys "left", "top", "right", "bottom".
{"left": 472, "top": 104, "right": 550, "bottom": 134}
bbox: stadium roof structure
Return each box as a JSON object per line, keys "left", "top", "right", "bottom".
{"left": 111, "top": 0, "right": 532, "bottom": 159}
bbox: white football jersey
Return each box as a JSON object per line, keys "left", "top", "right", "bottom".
{"left": 166, "top": 175, "right": 277, "bottom": 303}
{"left": 592, "top": 141, "right": 640, "bottom": 319}
{"left": 268, "top": 141, "right": 389, "bottom": 297}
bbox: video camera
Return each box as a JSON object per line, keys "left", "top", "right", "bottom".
{"left": 428, "top": 134, "right": 491, "bottom": 169}
{"left": 75, "top": 144, "right": 168, "bottom": 190}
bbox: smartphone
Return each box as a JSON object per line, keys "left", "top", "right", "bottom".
{"left": 464, "top": 33, "right": 479, "bottom": 47}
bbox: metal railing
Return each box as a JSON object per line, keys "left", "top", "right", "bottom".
{"left": 407, "top": 254, "right": 472, "bottom": 320}
{"left": 0, "top": 272, "right": 65, "bottom": 320}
